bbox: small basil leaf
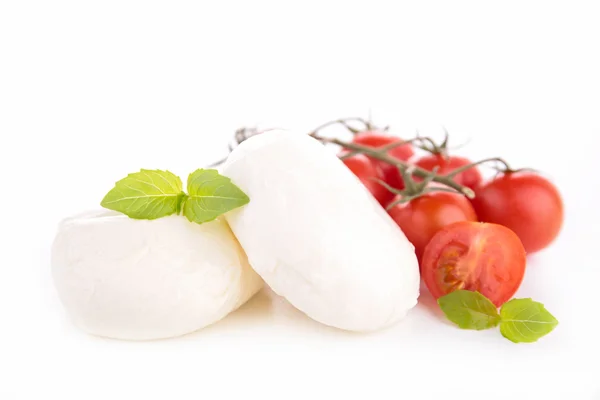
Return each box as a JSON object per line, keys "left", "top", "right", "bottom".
{"left": 438, "top": 290, "right": 501, "bottom": 330}
{"left": 101, "top": 169, "right": 185, "bottom": 219}
{"left": 499, "top": 298, "right": 558, "bottom": 343}
{"left": 183, "top": 168, "right": 249, "bottom": 224}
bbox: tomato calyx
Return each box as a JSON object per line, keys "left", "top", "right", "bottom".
{"left": 415, "top": 128, "right": 451, "bottom": 159}
{"left": 490, "top": 164, "right": 539, "bottom": 176}
{"left": 413, "top": 128, "right": 471, "bottom": 160}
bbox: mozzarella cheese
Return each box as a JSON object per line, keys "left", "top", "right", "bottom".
{"left": 222, "top": 130, "right": 420, "bottom": 332}
{"left": 51, "top": 211, "right": 262, "bottom": 340}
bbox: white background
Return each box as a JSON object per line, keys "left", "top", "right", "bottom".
{"left": 1, "top": 1, "right": 599, "bottom": 399}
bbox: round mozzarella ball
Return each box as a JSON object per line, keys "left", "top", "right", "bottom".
{"left": 51, "top": 211, "right": 262, "bottom": 340}
{"left": 222, "top": 130, "right": 420, "bottom": 332}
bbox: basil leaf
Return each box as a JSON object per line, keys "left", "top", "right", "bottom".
{"left": 101, "top": 169, "right": 186, "bottom": 219}
{"left": 438, "top": 290, "right": 500, "bottom": 330}
{"left": 499, "top": 298, "right": 558, "bottom": 343}
{"left": 183, "top": 169, "right": 249, "bottom": 224}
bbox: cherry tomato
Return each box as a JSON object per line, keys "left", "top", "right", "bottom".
{"left": 470, "top": 172, "right": 563, "bottom": 253}
{"left": 352, "top": 131, "right": 414, "bottom": 190}
{"left": 340, "top": 153, "right": 395, "bottom": 206}
{"left": 422, "top": 221, "right": 526, "bottom": 307}
{"left": 388, "top": 191, "right": 477, "bottom": 262}
{"left": 415, "top": 154, "right": 482, "bottom": 190}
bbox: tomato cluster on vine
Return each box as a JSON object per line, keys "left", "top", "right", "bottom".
{"left": 329, "top": 122, "right": 563, "bottom": 307}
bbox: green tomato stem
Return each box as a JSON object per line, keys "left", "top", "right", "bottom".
{"left": 444, "top": 157, "right": 512, "bottom": 178}
{"left": 311, "top": 134, "right": 476, "bottom": 199}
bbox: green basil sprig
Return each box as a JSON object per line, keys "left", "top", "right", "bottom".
{"left": 101, "top": 168, "right": 249, "bottom": 224}
{"left": 438, "top": 290, "right": 558, "bottom": 343}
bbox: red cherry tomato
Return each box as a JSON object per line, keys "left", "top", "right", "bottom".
{"left": 415, "top": 154, "right": 482, "bottom": 190}
{"left": 471, "top": 172, "right": 563, "bottom": 253}
{"left": 352, "top": 131, "right": 414, "bottom": 190}
{"left": 388, "top": 191, "right": 477, "bottom": 262}
{"left": 340, "top": 153, "right": 395, "bottom": 206}
{"left": 422, "top": 221, "right": 526, "bottom": 307}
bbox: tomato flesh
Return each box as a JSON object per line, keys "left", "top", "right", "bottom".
{"left": 421, "top": 221, "right": 526, "bottom": 307}
{"left": 388, "top": 191, "right": 477, "bottom": 263}
{"left": 415, "top": 154, "right": 482, "bottom": 190}
{"left": 352, "top": 131, "right": 414, "bottom": 190}
{"left": 471, "top": 173, "right": 563, "bottom": 253}
{"left": 341, "top": 152, "right": 395, "bottom": 206}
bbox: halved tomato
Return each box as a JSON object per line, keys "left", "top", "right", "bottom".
{"left": 421, "top": 221, "right": 526, "bottom": 307}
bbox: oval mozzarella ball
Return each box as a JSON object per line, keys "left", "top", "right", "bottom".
{"left": 222, "top": 131, "right": 420, "bottom": 332}
{"left": 51, "top": 211, "right": 262, "bottom": 340}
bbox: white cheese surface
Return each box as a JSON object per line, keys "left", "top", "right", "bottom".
{"left": 223, "top": 130, "right": 420, "bottom": 331}
{"left": 51, "top": 211, "right": 262, "bottom": 340}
